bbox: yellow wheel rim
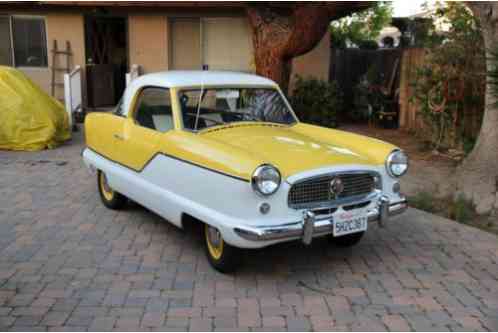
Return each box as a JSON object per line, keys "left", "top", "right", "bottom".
{"left": 205, "top": 224, "right": 223, "bottom": 260}
{"left": 99, "top": 172, "right": 114, "bottom": 201}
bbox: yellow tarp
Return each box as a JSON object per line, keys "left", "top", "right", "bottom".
{"left": 0, "top": 66, "right": 71, "bottom": 151}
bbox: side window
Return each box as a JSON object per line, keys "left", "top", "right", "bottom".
{"left": 134, "top": 87, "right": 173, "bottom": 133}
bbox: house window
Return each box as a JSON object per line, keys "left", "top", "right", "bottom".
{"left": 0, "top": 16, "right": 13, "bottom": 66}
{"left": 11, "top": 16, "right": 48, "bottom": 67}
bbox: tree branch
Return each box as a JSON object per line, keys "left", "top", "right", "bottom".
{"left": 245, "top": 2, "right": 374, "bottom": 90}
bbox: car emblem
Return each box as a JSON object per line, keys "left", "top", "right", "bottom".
{"left": 329, "top": 177, "right": 344, "bottom": 199}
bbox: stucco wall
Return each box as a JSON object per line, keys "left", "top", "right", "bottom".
{"left": 17, "top": 68, "right": 51, "bottom": 94}
{"left": 45, "top": 13, "right": 85, "bottom": 99}
{"left": 129, "top": 15, "right": 169, "bottom": 73}
{"left": 289, "top": 30, "right": 331, "bottom": 92}
{"left": 46, "top": 13, "right": 85, "bottom": 69}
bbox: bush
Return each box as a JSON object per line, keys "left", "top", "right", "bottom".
{"left": 409, "top": 191, "right": 476, "bottom": 225}
{"left": 450, "top": 194, "right": 474, "bottom": 224}
{"left": 409, "top": 191, "right": 436, "bottom": 213}
{"left": 290, "top": 76, "right": 342, "bottom": 128}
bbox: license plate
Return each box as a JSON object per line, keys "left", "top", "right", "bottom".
{"left": 333, "top": 211, "right": 368, "bottom": 237}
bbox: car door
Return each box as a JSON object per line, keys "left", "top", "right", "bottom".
{"left": 85, "top": 99, "right": 127, "bottom": 162}
{"left": 113, "top": 87, "right": 174, "bottom": 172}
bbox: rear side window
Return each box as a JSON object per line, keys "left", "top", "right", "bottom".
{"left": 134, "top": 87, "right": 173, "bottom": 133}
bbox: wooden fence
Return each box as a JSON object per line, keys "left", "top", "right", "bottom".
{"left": 330, "top": 47, "right": 483, "bottom": 143}
{"left": 330, "top": 48, "right": 402, "bottom": 113}
{"left": 398, "top": 48, "right": 426, "bottom": 131}
{"left": 398, "top": 48, "right": 484, "bottom": 142}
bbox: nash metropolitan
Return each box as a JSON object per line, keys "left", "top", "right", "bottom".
{"left": 83, "top": 71, "right": 408, "bottom": 272}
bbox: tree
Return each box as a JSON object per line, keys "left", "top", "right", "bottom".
{"left": 456, "top": 2, "right": 498, "bottom": 215}
{"left": 329, "top": 2, "right": 393, "bottom": 49}
{"left": 410, "top": 2, "right": 484, "bottom": 151}
{"left": 245, "top": 2, "right": 372, "bottom": 93}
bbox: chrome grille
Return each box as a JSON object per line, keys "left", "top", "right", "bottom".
{"left": 288, "top": 172, "right": 376, "bottom": 208}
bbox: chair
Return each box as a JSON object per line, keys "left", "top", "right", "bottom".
{"left": 369, "top": 57, "right": 400, "bottom": 129}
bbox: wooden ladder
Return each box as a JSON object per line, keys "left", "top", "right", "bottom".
{"left": 50, "top": 40, "right": 72, "bottom": 99}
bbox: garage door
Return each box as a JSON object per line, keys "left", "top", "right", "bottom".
{"left": 202, "top": 17, "right": 254, "bottom": 72}
{"left": 170, "top": 18, "right": 201, "bottom": 70}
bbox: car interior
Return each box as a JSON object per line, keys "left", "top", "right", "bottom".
{"left": 135, "top": 104, "right": 174, "bottom": 133}
{"left": 179, "top": 93, "right": 255, "bottom": 130}
{"left": 134, "top": 88, "right": 174, "bottom": 133}
{"left": 132, "top": 88, "right": 295, "bottom": 133}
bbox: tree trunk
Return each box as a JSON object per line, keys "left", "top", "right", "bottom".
{"left": 252, "top": 49, "right": 293, "bottom": 93}
{"left": 457, "top": 3, "right": 498, "bottom": 215}
{"left": 246, "top": 3, "right": 371, "bottom": 93}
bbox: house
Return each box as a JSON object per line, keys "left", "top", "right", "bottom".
{"left": 0, "top": 1, "right": 331, "bottom": 109}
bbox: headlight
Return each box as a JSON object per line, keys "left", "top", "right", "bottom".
{"left": 386, "top": 150, "right": 408, "bottom": 177}
{"left": 252, "top": 164, "right": 281, "bottom": 196}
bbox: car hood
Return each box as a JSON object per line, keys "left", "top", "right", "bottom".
{"left": 200, "top": 122, "right": 397, "bottom": 179}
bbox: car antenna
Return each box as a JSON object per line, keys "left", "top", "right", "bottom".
{"left": 194, "top": 69, "right": 206, "bottom": 131}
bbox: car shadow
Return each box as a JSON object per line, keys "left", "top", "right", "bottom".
{"left": 124, "top": 199, "right": 369, "bottom": 279}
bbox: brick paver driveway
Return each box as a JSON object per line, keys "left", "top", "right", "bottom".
{"left": 0, "top": 130, "right": 497, "bottom": 332}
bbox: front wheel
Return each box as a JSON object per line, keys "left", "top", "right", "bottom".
{"left": 204, "top": 224, "right": 241, "bottom": 273}
{"left": 330, "top": 231, "right": 365, "bottom": 247}
{"left": 97, "top": 170, "right": 127, "bottom": 210}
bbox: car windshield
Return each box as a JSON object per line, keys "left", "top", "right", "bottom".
{"left": 178, "top": 87, "right": 297, "bottom": 131}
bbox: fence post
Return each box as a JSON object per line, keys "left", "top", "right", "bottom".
{"left": 63, "top": 72, "right": 72, "bottom": 128}
{"left": 126, "top": 64, "right": 141, "bottom": 87}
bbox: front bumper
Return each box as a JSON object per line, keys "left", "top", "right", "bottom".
{"left": 234, "top": 196, "right": 407, "bottom": 244}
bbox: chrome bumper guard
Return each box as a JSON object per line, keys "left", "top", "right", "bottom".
{"left": 234, "top": 196, "right": 408, "bottom": 245}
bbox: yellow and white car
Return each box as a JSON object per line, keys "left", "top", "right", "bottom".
{"left": 83, "top": 71, "right": 408, "bottom": 272}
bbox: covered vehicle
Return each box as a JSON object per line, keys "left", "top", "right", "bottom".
{"left": 83, "top": 71, "right": 408, "bottom": 272}
{"left": 0, "top": 66, "right": 71, "bottom": 151}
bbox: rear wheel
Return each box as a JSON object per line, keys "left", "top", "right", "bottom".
{"left": 330, "top": 231, "right": 365, "bottom": 247}
{"left": 97, "top": 170, "right": 127, "bottom": 210}
{"left": 204, "top": 224, "right": 241, "bottom": 273}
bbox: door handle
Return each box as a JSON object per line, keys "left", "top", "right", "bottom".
{"left": 114, "top": 134, "right": 124, "bottom": 141}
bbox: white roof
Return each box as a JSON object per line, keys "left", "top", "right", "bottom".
{"left": 131, "top": 70, "right": 278, "bottom": 89}
{"left": 122, "top": 70, "right": 279, "bottom": 116}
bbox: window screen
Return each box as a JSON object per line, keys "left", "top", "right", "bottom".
{"left": 12, "top": 16, "right": 48, "bottom": 67}
{"left": 0, "top": 16, "right": 12, "bottom": 66}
